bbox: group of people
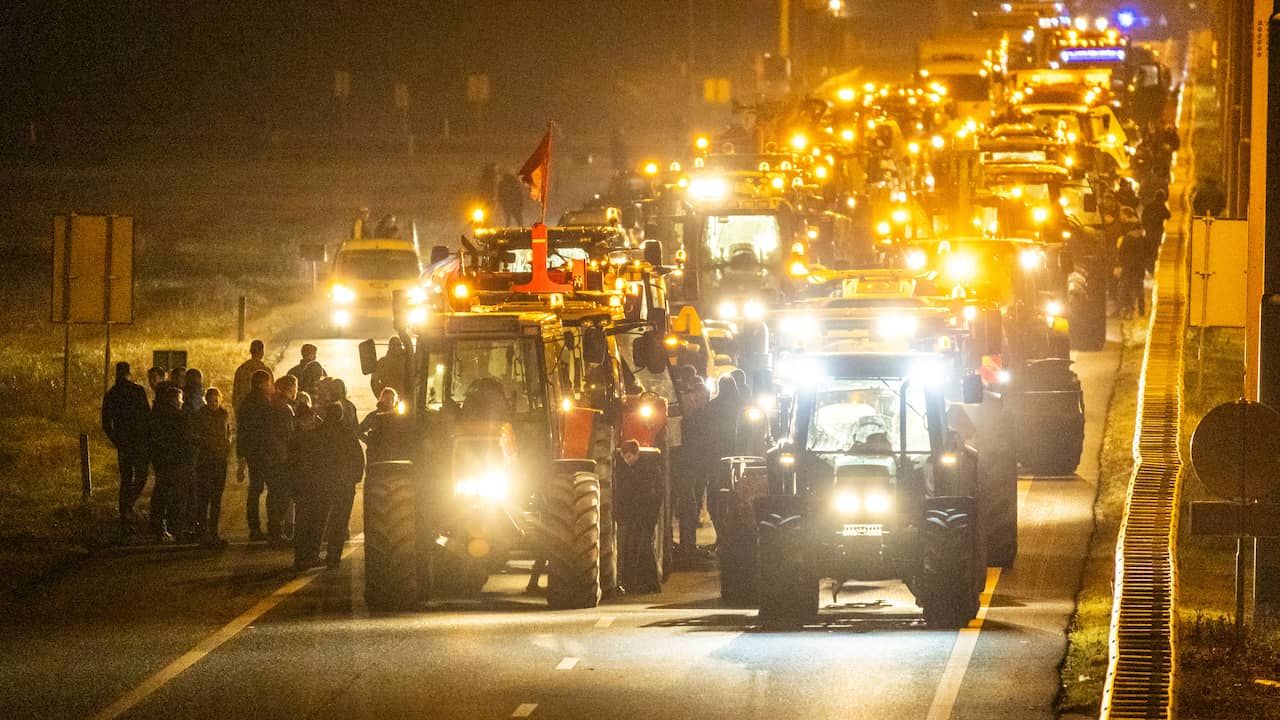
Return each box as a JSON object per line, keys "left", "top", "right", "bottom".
{"left": 476, "top": 162, "right": 528, "bottom": 227}
{"left": 1100, "top": 123, "right": 1179, "bottom": 319}
{"left": 102, "top": 339, "right": 399, "bottom": 573}
{"left": 101, "top": 362, "right": 230, "bottom": 546}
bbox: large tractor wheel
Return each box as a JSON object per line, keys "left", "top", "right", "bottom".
{"left": 755, "top": 495, "right": 817, "bottom": 628}
{"left": 363, "top": 465, "right": 418, "bottom": 611}
{"left": 592, "top": 429, "right": 617, "bottom": 596}
{"left": 544, "top": 471, "right": 603, "bottom": 610}
{"left": 915, "top": 498, "right": 984, "bottom": 629}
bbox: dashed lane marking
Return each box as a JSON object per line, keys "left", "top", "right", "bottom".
{"left": 555, "top": 657, "right": 579, "bottom": 671}
{"left": 512, "top": 703, "right": 538, "bottom": 717}
{"left": 91, "top": 534, "right": 365, "bottom": 720}
{"left": 594, "top": 615, "right": 615, "bottom": 628}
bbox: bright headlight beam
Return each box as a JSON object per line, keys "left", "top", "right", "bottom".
{"left": 835, "top": 492, "right": 860, "bottom": 514}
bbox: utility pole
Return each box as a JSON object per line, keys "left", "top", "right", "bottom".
{"left": 1251, "top": 0, "right": 1280, "bottom": 619}
{"left": 779, "top": 0, "right": 791, "bottom": 57}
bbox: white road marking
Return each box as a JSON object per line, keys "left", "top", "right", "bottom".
{"left": 512, "top": 703, "right": 538, "bottom": 717}
{"left": 594, "top": 615, "right": 615, "bottom": 628}
{"left": 925, "top": 479, "right": 1034, "bottom": 719}
{"left": 91, "top": 534, "right": 365, "bottom": 720}
{"left": 555, "top": 657, "right": 579, "bottom": 671}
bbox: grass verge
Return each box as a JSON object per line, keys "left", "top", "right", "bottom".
{"left": 0, "top": 243, "right": 310, "bottom": 601}
{"left": 1174, "top": 329, "right": 1280, "bottom": 719}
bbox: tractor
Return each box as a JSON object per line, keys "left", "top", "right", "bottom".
{"left": 716, "top": 352, "right": 990, "bottom": 628}
{"left": 361, "top": 224, "right": 670, "bottom": 611}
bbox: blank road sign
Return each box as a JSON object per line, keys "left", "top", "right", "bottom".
{"left": 51, "top": 214, "right": 134, "bottom": 324}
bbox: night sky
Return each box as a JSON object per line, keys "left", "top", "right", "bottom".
{"left": 0, "top": 1, "right": 790, "bottom": 138}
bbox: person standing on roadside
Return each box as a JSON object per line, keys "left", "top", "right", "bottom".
{"left": 192, "top": 387, "right": 231, "bottom": 547}
{"left": 102, "top": 362, "right": 151, "bottom": 538}
{"left": 615, "top": 439, "right": 661, "bottom": 594}
{"left": 330, "top": 378, "right": 359, "bottom": 432}
{"left": 183, "top": 369, "right": 205, "bottom": 414}
{"left": 290, "top": 397, "right": 328, "bottom": 570}
{"left": 146, "top": 367, "right": 167, "bottom": 398}
{"left": 1141, "top": 189, "right": 1171, "bottom": 273}
{"left": 148, "top": 386, "right": 194, "bottom": 542}
{"left": 371, "top": 336, "right": 408, "bottom": 397}
{"left": 312, "top": 403, "right": 365, "bottom": 570}
{"left": 236, "top": 370, "right": 284, "bottom": 542}
{"left": 288, "top": 344, "right": 326, "bottom": 398}
{"left": 1116, "top": 206, "right": 1148, "bottom": 318}
{"left": 232, "top": 340, "right": 270, "bottom": 415}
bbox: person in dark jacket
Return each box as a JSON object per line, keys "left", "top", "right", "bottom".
{"left": 290, "top": 399, "right": 328, "bottom": 570}
{"left": 330, "top": 378, "right": 359, "bottom": 433}
{"left": 294, "top": 403, "right": 365, "bottom": 570}
{"left": 287, "top": 344, "right": 326, "bottom": 398}
{"left": 705, "top": 376, "right": 742, "bottom": 544}
{"left": 192, "top": 387, "right": 231, "bottom": 547}
{"left": 371, "top": 336, "right": 408, "bottom": 397}
{"left": 615, "top": 439, "right": 661, "bottom": 594}
{"left": 236, "top": 370, "right": 294, "bottom": 543}
{"left": 1116, "top": 207, "right": 1148, "bottom": 318}
{"left": 1141, "top": 189, "right": 1171, "bottom": 273}
{"left": 148, "top": 385, "right": 195, "bottom": 542}
{"left": 102, "top": 362, "right": 151, "bottom": 536}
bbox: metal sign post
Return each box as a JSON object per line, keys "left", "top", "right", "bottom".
{"left": 51, "top": 213, "right": 134, "bottom": 416}
{"left": 1195, "top": 216, "right": 1215, "bottom": 396}
{"left": 1190, "top": 399, "right": 1280, "bottom": 631}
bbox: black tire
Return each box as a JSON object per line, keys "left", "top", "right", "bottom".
{"left": 592, "top": 429, "right": 617, "bottom": 596}
{"left": 915, "top": 498, "right": 983, "bottom": 629}
{"left": 1021, "top": 411, "right": 1085, "bottom": 476}
{"left": 755, "top": 495, "right": 817, "bottom": 628}
{"left": 544, "top": 471, "right": 602, "bottom": 610}
{"left": 363, "top": 467, "right": 418, "bottom": 611}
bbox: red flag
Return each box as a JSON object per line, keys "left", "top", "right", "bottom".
{"left": 518, "top": 129, "right": 552, "bottom": 220}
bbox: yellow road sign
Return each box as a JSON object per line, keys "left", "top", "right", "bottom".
{"left": 51, "top": 214, "right": 134, "bottom": 324}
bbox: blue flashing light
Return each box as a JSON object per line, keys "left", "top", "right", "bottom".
{"left": 1117, "top": 11, "right": 1137, "bottom": 29}
{"left": 1060, "top": 47, "right": 1127, "bottom": 64}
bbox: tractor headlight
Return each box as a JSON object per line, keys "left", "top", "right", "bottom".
{"left": 780, "top": 315, "right": 818, "bottom": 337}
{"left": 864, "top": 493, "right": 891, "bottom": 514}
{"left": 1018, "top": 248, "right": 1043, "bottom": 271}
{"left": 1046, "top": 300, "right": 1063, "bottom": 318}
{"left": 743, "top": 300, "right": 765, "bottom": 320}
{"left": 407, "top": 286, "right": 427, "bottom": 305}
{"left": 689, "top": 177, "right": 728, "bottom": 201}
{"left": 331, "top": 283, "right": 356, "bottom": 305}
{"left": 944, "top": 253, "right": 977, "bottom": 282}
{"left": 905, "top": 249, "right": 928, "bottom": 271}
{"left": 332, "top": 309, "right": 351, "bottom": 327}
{"left": 638, "top": 403, "right": 654, "bottom": 420}
{"left": 408, "top": 307, "right": 427, "bottom": 326}
{"left": 454, "top": 471, "right": 509, "bottom": 500}
{"left": 744, "top": 406, "right": 764, "bottom": 422}
{"left": 717, "top": 301, "right": 738, "bottom": 320}
{"left": 834, "top": 492, "right": 861, "bottom": 514}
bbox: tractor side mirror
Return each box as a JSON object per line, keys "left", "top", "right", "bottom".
{"left": 961, "top": 373, "right": 984, "bottom": 404}
{"left": 391, "top": 289, "right": 408, "bottom": 333}
{"left": 358, "top": 339, "right": 379, "bottom": 376}
{"left": 429, "top": 245, "right": 449, "bottom": 265}
{"left": 1083, "top": 193, "right": 1098, "bottom": 213}
{"left": 649, "top": 306, "right": 668, "bottom": 333}
{"left": 583, "top": 327, "right": 608, "bottom": 365}
{"left": 643, "top": 239, "right": 664, "bottom": 266}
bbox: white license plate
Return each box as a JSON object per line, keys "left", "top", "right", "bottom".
{"left": 842, "top": 523, "right": 883, "bottom": 537}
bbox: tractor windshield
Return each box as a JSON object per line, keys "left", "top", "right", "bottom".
{"left": 445, "top": 339, "right": 546, "bottom": 417}
{"left": 804, "top": 378, "right": 931, "bottom": 454}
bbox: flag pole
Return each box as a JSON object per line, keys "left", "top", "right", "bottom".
{"left": 542, "top": 120, "right": 553, "bottom": 224}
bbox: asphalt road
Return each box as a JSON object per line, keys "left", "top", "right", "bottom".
{"left": 0, "top": 334, "right": 1121, "bottom": 720}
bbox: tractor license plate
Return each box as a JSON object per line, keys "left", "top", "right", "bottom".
{"left": 841, "top": 523, "right": 883, "bottom": 537}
